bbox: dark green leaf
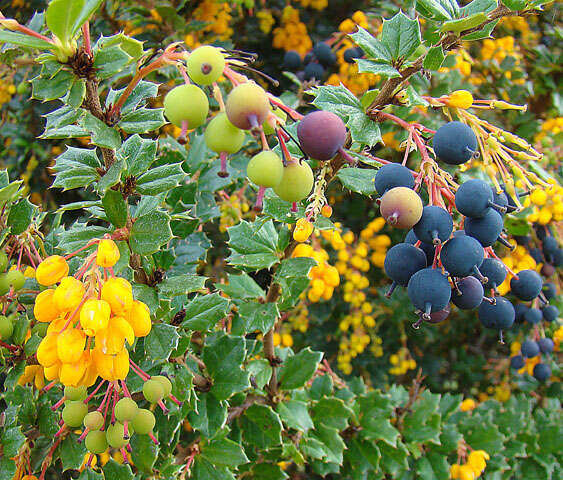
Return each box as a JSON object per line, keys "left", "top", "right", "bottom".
{"left": 80, "top": 112, "right": 122, "bottom": 150}
{"left": 227, "top": 220, "right": 280, "bottom": 270}
{"left": 356, "top": 59, "right": 401, "bottom": 77}
{"left": 188, "top": 392, "right": 227, "bottom": 438}
{"left": 337, "top": 168, "right": 377, "bottom": 195}
{"left": 381, "top": 12, "right": 422, "bottom": 61}
{"left": 238, "top": 301, "right": 279, "bottom": 334}
{"left": 102, "top": 189, "right": 127, "bottom": 228}
{"left": 32, "top": 70, "right": 74, "bottom": 101}
{"left": 93, "top": 45, "right": 132, "bottom": 79}
{"left": 1, "top": 427, "right": 25, "bottom": 457}
{"left": 274, "top": 257, "right": 317, "bottom": 310}
{"left": 136, "top": 163, "right": 186, "bottom": 195}
{"left": 119, "top": 134, "right": 157, "bottom": 177}
{"left": 144, "top": 323, "right": 180, "bottom": 360}
{"left": 277, "top": 400, "right": 314, "bottom": 432}
{"left": 119, "top": 108, "right": 165, "bottom": 134}
{"left": 201, "top": 438, "right": 249, "bottom": 468}
{"left": 350, "top": 27, "right": 392, "bottom": 62}
{"left": 312, "top": 398, "right": 353, "bottom": 430}
{"left": 7, "top": 198, "right": 35, "bottom": 235}
{"left": 102, "top": 459, "right": 134, "bottom": 480}
{"left": 241, "top": 404, "right": 283, "bottom": 449}
{"left": 216, "top": 273, "right": 265, "bottom": 300}
{"left": 191, "top": 457, "right": 235, "bottom": 480}
{"left": 130, "top": 434, "right": 158, "bottom": 474}
{"left": 182, "top": 293, "right": 229, "bottom": 331}
{"left": 60, "top": 435, "right": 87, "bottom": 471}
{"left": 129, "top": 211, "right": 172, "bottom": 255}
{"left": 423, "top": 45, "right": 446, "bottom": 70}
{"left": 96, "top": 159, "right": 125, "bottom": 194}
{"left": 0, "top": 30, "right": 55, "bottom": 50}
{"left": 278, "top": 348, "right": 323, "bottom": 390}
{"left": 158, "top": 274, "right": 206, "bottom": 296}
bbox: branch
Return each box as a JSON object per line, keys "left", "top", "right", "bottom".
{"left": 366, "top": 5, "right": 523, "bottom": 112}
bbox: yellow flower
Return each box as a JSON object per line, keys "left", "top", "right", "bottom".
{"left": 34, "top": 289, "right": 60, "bottom": 323}
{"left": 96, "top": 239, "right": 120, "bottom": 268}
{"left": 36, "top": 255, "right": 69, "bottom": 286}
{"left": 125, "top": 300, "right": 152, "bottom": 337}
{"left": 57, "top": 328, "right": 86, "bottom": 363}
{"left": 53, "top": 276, "right": 86, "bottom": 312}
{"left": 447, "top": 90, "right": 474, "bottom": 109}
{"left": 101, "top": 277, "right": 133, "bottom": 315}
{"left": 293, "top": 218, "right": 314, "bottom": 243}
{"left": 80, "top": 299, "right": 111, "bottom": 335}
{"left": 458, "top": 465, "right": 476, "bottom": 480}
{"left": 93, "top": 346, "right": 129, "bottom": 381}
{"left": 95, "top": 316, "right": 134, "bottom": 355}
{"left": 59, "top": 352, "right": 88, "bottom": 387}
{"left": 37, "top": 333, "right": 60, "bottom": 367}
{"left": 18, "top": 365, "right": 46, "bottom": 390}
{"left": 460, "top": 398, "right": 477, "bottom": 412}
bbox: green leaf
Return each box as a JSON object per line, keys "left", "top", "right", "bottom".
{"left": 0, "top": 179, "right": 23, "bottom": 205}
{"left": 274, "top": 257, "right": 317, "bottom": 310}
{"left": 46, "top": 0, "right": 86, "bottom": 44}
{"left": 93, "top": 45, "right": 132, "bottom": 79}
{"left": 358, "top": 391, "right": 400, "bottom": 446}
{"left": 337, "top": 168, "right": 377, "bottom": 195}
{"left": 78, "top": 469, "right": 104, "bottom": 480}
{"left": 102, "top": 189, "right": 127, "bottom": 228}
{"left": 503, "top": 0, "right": 527, "bottom": 9}
{"left": 381, "top": 12, "right": 422, "bottom": 61}
{"left": 144, "top": 323, "right": 180, "bottom": 360}
{"left": 182, "top": 293, "right": 230, "bottom": 331}
{"left": 423, "top": 45, "right": 446, "bottom": 70}
{"left": 118, "top": 108, "right": 166, "bottom": 134}
{"left": 158, "top": 274, "right": 206, "bottom": 296}
{"left": 52, "top": 146, "right": 101, "bottom": 190}
{"left": 102, "top": 459, "right": 134, "bottom": 480}
{"left": 216, "top": 273, "right": 265, "bottom": 300}
{"left": 250, "top": 463, "right": 289, "bottom": 480}
{"left": 106, "top": 81, "right": 158, "bottom": 115}
{"left": 356, "top": 59, "right": 401, "bottom": 77}
{"left": 247, "top": 359, "right": 272, "bottom": 390}
{"left": 0, "top": 458, "right": 16, "bottom": 480}
{"left": 96, "top": 159, "right": 125, "bottom": 194}
{"left": 191, "top": 457, "right": 235, "bottom": 480}
{"left": 277, "top": 400, "right": 314, "bottom": 432}
{"left": 238, "top": 301, "right": 279, "bottom": 334}
{"left": 0, "top": 30, "right": 55, "bottom": 50}
{"left": 227, "top": 220, "right": 280, "bottom": 270}
{"left": 415, "top": 451, "right": 450, "bottom": 479}
{"left": 136, "top": 163, "right": 186, "bottom": 195}
{"left": 100, "top": 33, "right": 144, "bottom": 60}
{"left": 309, "top": 424, "right": 345, "bottom": 465}
{"left": 32, "top": 70, "right": 74, "bottom": 101}
{"left": 203, "top": 334, "right": 250, "bottom": 401}
{"left": 80, "top": 112, "right": 122, "bottom": 150}
{"left": 241, "top": 404, "right": 283, "bottom": 449}
{"left": 188, "top": 393, "right": 227, "bottom": 438}
{"left": 60, "top": 435, "right": 87, "bottom": 471}
{"left": 66, "top": 80, "right": 86, "bottom": 108}
{"left": 311, "top": 84, "right": 363, "bottom": 119}
{"left": 347, "top": 110, "right": 382, "bottom": 146}
{"left": 439, "top": 12, "right": 488, "bottom": 33}
{"left": 463, "top": 418, "right": 505, "bottom": 454}
{"left": 348, "top": 438, "right": 381, "bottom": 474}
{"left": 415, "top": 0, "right": 455, "bottom": 20}
{"left": 462, "top": 0, "right": 498, "bottom": 16}
{"left": 201, "top": 438, "right": 249, "bottom": 468}
{"left": 119, "top": 134, "right": 157, "bottom": 177}
{"left": 130, "top": 434, "right": 158, "bottom": 474}
{"left": 129, "top": 211, "right": 172, "bottom": 255}
{"left": 7, "top": 198, "right": 35, "bottom": 235}
{"left": 312, "top": 398, "right": 353, "bottom": 430}
{"left": 350, "top": 27, "right": 392, "bottom": 62}
{"left": 378, "top": 442, "right": 410, "bottom": 476}
{"left": 56, "top": 222, "right": 110, "bottom": 253}
{"left": 1, "top": 427, "right": 25, "bottom": 457}
{"left": 278, "top": 348, "right": 323, "bottom": 390}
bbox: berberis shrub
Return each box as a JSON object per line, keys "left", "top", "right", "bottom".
{"left": 0, "top": 1, "right": 560, "bottom": 480}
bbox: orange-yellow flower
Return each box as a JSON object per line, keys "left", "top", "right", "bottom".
{"left": 53, "top": 276, "right": 85, "bottom": 312}
{"left": 37, "top": 333, "right": 60, "bottom": 367}
{"left": 80, "top": 299, "right": 111, "bottom": 335}
{"left": 34, "top": 289, "right": 60, "bottom": 323}
{"left": 57, "top": 328, "right": 86, "bottom": 363}
{"left": 36, "top": 255, "right": 69, "bottom": 286}
{"left": 96, "top": 239, "right": 120, "bottom": 268}
{"left": 95, "top": 316, "right": 134, "bottom": 355}
{"left": 93, "top": 347, "right": 129, "bottom": 381}
{"left": 101, "top": 277, "right": 133, "bottom": 315}
{"left": 125, "top": 300, "right": 152, "bottom": 337}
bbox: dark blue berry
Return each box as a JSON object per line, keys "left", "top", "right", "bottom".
{"left": 374, "top": 163, "right": 414, "bottom": 195}
{"left": 455, "top": 179, "right": 495, "bottom": 218}
{"left": 464, "top": 209, "right": 504, "bottom": 247}
{"left": 510, "top": 355, "right": 524, "bottom": 369}
{"left": 407, "top": 267, "right": 451, "bottom": 317}
{"left": 538, "top": 337, "right": 554, "bottom": 354}
{"left": 521, "top": 339, "right": 540, "bottom": 358}
{"left": 514, "top": 303, "right": 529, "bottom": 323}
{"left": 413, "top": 206, "right": 453, "bottom": 245}
{"left": 405, "top": 229, "right": 435, "bottom": 264}
{"left": 542, "top": 282, "right": 557, "bottom": 300}
{"left": 478, "top": 296, "right": 515, "bottom": 330}
{"left": 304, "top": 62, "right": 325, "bottom": 81}
{"left": 510, "top": 270, "right": 542, "bottom": 301}
{"left": 433, "top": 121, "right": 478, "bottom": 165}
{"left": 524, "top": 308, "right": 542, "bottom": 325}
{"left": 451, "top": 276, "right": 484, "bottom": 310}
{"left": 478, "top": 258, "right": 507, "bottom": 291}
{"left": 283, "top": 51, "right": 302, "bottom": 71}
{"left": 533, "top": 363, "right": 551, "bottom": 382}
{"left": 541, "top": 305, "right": 558, "bottom": 323}
{"left": 384, "top": 243, "right": 427, "bottom": 287}
{"left": 441, "top": 235, "right": 484, "bottom": 278}
{"left": 313, "top": 43, "right": 336, "bottom": 67}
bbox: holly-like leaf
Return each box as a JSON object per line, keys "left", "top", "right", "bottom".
{"left": 119, "top": 134, "right": 157, "bottom": 177}
{"left": 129, "top": 211, "right": 172, "bottom": 255}
{"left": 277, "top": 400, "right": 314, "bottom": 432}
{"left": 188, "top": 392, "right": 227, "bottom": 438}
{"left": 32, "top": 70, "right": 75, "bottom": 101}
{"left": 60, "top": 435, "right": 87, "bottom": 471}
{"left": 102, "top": 189, "right": 127, "bottom": 228}
{"left": 227, "top": 220, "right": 280, "bottom": 270}
{"left": 136, "top": 163, "right": 186, "bottom": 195}
{"left": 415, "top": 0, "right": 457, "bottom": 21}
{"left": 191, "top": 457, "right": 236, "bottom": 480}
{"left": 381, "top": 12, "right": 422, "bottom": 61}
{"left": 241, "top": 404, "right": 283, "bottom": 449}
{"left": 93, "top": 45, "right": 132, "bottom": 80}
{"left": 102, "top": 459, "right": 134, "bottom": 480}
{"left": 0, "top": 30, "right": 55, "bottom": 50}
{"left": 350, "top": 27, "right": 392, "bottom": 62}
{"left": 118, "top": 108, "right": 166, "bottom": 134}
{"left": 80, "top": 112, "right": 122, "bottom": 150}
{"left": 278, "top": 348, "right": 323, "bottom": 390}
{"left": 157, "top": 274, "right": 206, "bottom": 297}
{"left": 423, "top": 45, "right": 446, "bottom": 70}
{"left": 216, "top": 273, "right": 265, "bottom": 300}
{"left": 182, "top": 293, "right": 230, "bottom": 331}
{"left": 1, "top": 427, "right": 25, "bottom": 457}
{"left": 274, "top": 257, "right": 317, "bottom": 310}
{"left": 356, "top": 59, "right": 401, "bottom": 77}
{"left": 144, "top": 323, "right": 180, "bottom": 360}
{"left": 203, "top": 334, "right": 250, "bottom": 401}
{"left": 238, "top": 301, "right": 279, "bottom": 334}
{"left": 7, "top": 198, "right": 36, "bottom": 235}
{"left": 337, "top": 168, "right": 377, "bottom": 195}
{"left": 201, "top": 438, "right": 249, "bottom": 468}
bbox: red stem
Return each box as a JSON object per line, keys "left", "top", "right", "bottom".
{"left": 82, "top": 22, "right": 92, "bottom": 56}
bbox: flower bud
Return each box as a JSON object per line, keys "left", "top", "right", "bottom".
{"left": 95, "top": 316, "right": 134, "bottom": 355}
{"left": 80, "top": 299, "right": 111, "bottom": 335}
{"left": 96, "top": 239, "right": 120, "bottom": 268}
{"left": 53, "top": 277, "right": 86, "bottom": 312}
{"left": 125, "top": 300, "right": 152, "bottom": 337}
{"left": 101, "top": 277, "right": 133, "bottom": 315}
{"left": 36, "top": 255, "right": 69, "bottom": 286}
{"left": 293, "top": 218, "right": 314, "bottom": 243}
{"left": 34, "top": 289, "right": 60, "bottom": 323}
{"left": 57, "top": 328, "right": 86, "bottom": 363}
{"left": 446, "top": 90, "right": 473, "bottom": 109}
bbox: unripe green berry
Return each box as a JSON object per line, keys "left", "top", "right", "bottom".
{"left": 152, "top": 375, "right": 172, "bottom": 397}
{"left": 106, "top": 422, "right": 128, "bottom": 449}
{"left": 273, "top": 161, "right": 314, "bottom": 203}
{"left": 204, "top": 113, "right": 245, "bottom": 154}
{"left": 64, "top": 385, "right": 88, "bottom": 401}
{"left": 143, "top": 379, "right": 164, "bottom": 404}
{"left": 0, "top": 251, "right": 8, "bottom": 272}
{"left": 225, "top": 83, "right": 270, "bottom": 130}
{"left": 115, "top": 397, "right": 139, "bottom": 422}
{"left": 163, "top": 84, "right": 209, "bottom": 128}
{"left": 85, "top": 430, "right": 108, "bottom": 454}
{"left": 0, "top": 274, "right": 11, "bottom": 296}
{"left": 247, "top": 151, "right": 284, "bottom": 188}
{"left": 62, "top": 401, "right": 88, "bottom": 427}
{"left": 84, "top": 411, "right": 104, "bottom": 431}
{"left": 5, "top": 270, "right": 25, "bottom": 291}
{"left": 131, "top": 408, "right": 155, "bottom": 435}
{"left": 186, "top": 45, "right": 226, "bottom": 85}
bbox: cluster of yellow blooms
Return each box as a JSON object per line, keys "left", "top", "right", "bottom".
{"left": 0, "top": 78, "right": 16, "bottom": 106}
{"left": 184, "top": 0, "right": 233, "bottom": 49}
{"left": 500, "top": 15, "right": 538, "bottom": 45}
{"left": 219, "top": 193, "right": 251, "bottom": 233}
{"left": 256, "top": 10, "right": 275, "bottom": 34}
{"left": 535, "top": 117, "right": 563, "bottom": 143}
{"left": 389, "top": 346, "right": 417, "bottom": 376}
{"left": 439, "top": 50, "right": 472, "bottom": 77}
{"left": 450, "top": 450, "right": 491, "bottom": 480}
{"left": 299, "top": 0, "right": 328, "bottom": 11}
{"left": 497, "top": 244, "right": 537, "bottom": 296}
{"left": 272, "top": 6, "right": 312, "bottom": 56}
{"left": 326, "top": 11, "right": 379, "bottom": 95}
{"left": 34, "top": 239, "right": 151, "bottom": 387}
{"left": 476, "top": 35, "right": 525, "bottom": 85}
{"left": 554, "top": 325, "right": 563, "bottom": 351}
{"left": 524, "top": 182, "right": 563, "bottom": 224}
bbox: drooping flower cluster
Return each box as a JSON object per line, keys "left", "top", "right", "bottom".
{"left": 34, "top": 239, "right": 151, "bottom": 387}
{"left": 450, "top": 450, "right": 491, "bottom": 480}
